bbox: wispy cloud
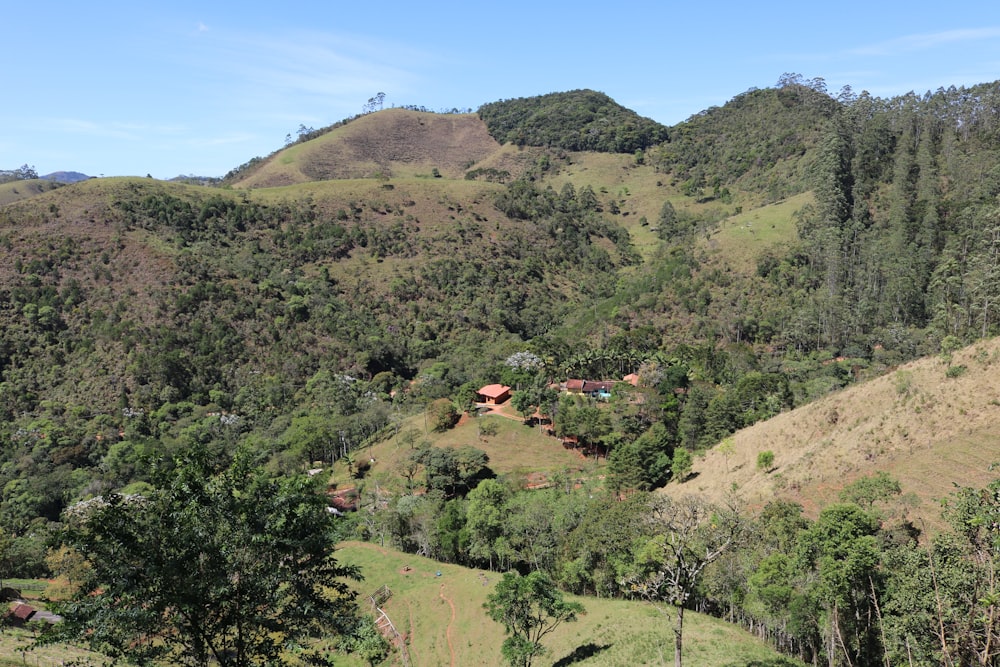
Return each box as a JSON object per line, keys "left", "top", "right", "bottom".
{"left": 181, "top": 133, "right": 257, "bottom": 148}
{"left": 180, "top": 27, "right": 431, "bottom": 111}
{"left": 45, "top": 118, "right": 187, "bottom": 141}
{"left": 851, "top": 27, "right": 1000, "bottom": 57}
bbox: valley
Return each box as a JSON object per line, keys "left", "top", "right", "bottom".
{"left": 3, "top": 81, "right": 1000, "bottom": 666}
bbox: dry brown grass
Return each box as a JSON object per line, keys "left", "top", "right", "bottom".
{"left": 235, "top": 110, "right": 507, "bottom": 188}
{"left": 665, "top": 337, "right": 1000, "bottom": 529}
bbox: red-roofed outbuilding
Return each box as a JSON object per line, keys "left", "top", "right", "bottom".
{"left": 9, "top": 603, "right": 36, "bottom": 625}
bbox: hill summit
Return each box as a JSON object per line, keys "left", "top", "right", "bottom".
{"left": 41, "top": 171, "right": 89, "bottom": 183}
{"left": 478, "top": 88, "right": 669, "bottom": 153}
{"left": 233, "top": 109, "right": 503, "bottom": 188}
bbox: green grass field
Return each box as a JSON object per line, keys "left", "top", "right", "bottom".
{"left": 0, "top": 628, "right": 114, "bottom": 667}
{"left": 332, "top": 410, "right": 606, "bottom": 496}
{"left": 337, "top": 540, "right": 804, "bottom": 667}
{"left": 0, "top": 178, "right": 62, "bottom": 206}
{"left": 704, "top": 192, "right": 811, "bottom": 272}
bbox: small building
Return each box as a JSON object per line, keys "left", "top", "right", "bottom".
{"left": 4, "top": 602, "right": 60, "bottom": 627}
{"left": 623, "top": 373, "right": 639, "bottom": 386}
{"left": 477, "top": 384, "right": 512, "bottom": 405}
{"left": 31, "top": 609, "right": 62, "bottom": 624}
{"left": 582, "top": 380, "right": 616, "bottom": 400}
{"left": 565, "top": 379, "right": 616, "bottom": 400}
{"left": 10, "top": 603, "right": 35, "bottom": 624}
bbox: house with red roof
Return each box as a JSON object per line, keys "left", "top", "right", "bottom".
{"left": 477, "top": 384, "right": 511, "bottom": 405}
{"left": 565, "top": 379, "right": 616, "bottom": 400}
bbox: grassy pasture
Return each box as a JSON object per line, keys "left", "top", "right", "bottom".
{"left": 235, "top": 110, "right": 503, "bottom": 188}
{"left": 338, "top": 540, "right": 804, "bottom": 667}
{"left": 0, "top": 179, "right": 62, "bottom": 206}
{"left": 0, "top": 629, "right": 114, "bottom": 667}
{"left": 335, "top": 410, "right": 605, "bottom": 495}
{"left": 703, "top": 192, "right": 811, "bottom": 272}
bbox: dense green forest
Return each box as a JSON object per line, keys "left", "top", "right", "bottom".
{"left": 4, "top": 76, "right": 1000, "bottom": 665}
{"left": 478, "top": 89, "right": 670, "bottom": 153}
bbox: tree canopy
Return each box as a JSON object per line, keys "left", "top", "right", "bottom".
{"left": 478, "top": 89, "right": 669, "bottom": 153}
{"left": 484, "top": 570, "right": 584, "bottom": 667}
{"left": 49, "top": 447, "right": 359, "bottom": 666}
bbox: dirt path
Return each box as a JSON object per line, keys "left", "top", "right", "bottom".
{"left": 479, "top": 402, "right": 525, "bottom": 422}
{"left": 438, "top": 583, "right": 457, "bottom": 667}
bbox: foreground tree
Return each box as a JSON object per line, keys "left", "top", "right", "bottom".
{"left": 795, "top": 503, "right": 883, "bottom": 667}
{"left": 49, "top": 447, "right": 359, "bottom": 666}
{"left": 485, "top": 570, "right": 584, "bottom": 667}
{"left": 628, "top": 495, "right": 745, "bottom": 667}
{"left": 510, "top": 389, "right": 538, "bottom": 424}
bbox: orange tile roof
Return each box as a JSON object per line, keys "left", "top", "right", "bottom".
{"left": 478, "top": 384, "right": 511, "bottom": 399}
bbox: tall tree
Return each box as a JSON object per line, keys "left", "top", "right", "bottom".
{"left": 466, "top": 478, "right": 512, "bottom": 570}
{"left": 510, "top": 389, "right": 538, "bottom": 424}
{"left": 628, "top": 495, "right": 745, "bottom": 667}
{"left": 796, "top": 503, "right": 884, "bottom": 667}
{"left": 48, "top": 447, "right": 359, "bottom": 666}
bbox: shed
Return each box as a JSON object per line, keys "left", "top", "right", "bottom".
{"left": 9, "top": 603, "right": 36, "bottom": 625}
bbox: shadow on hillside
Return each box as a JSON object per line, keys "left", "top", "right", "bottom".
{"left": 553, "top": 642, "right": 612, "bottom": 666}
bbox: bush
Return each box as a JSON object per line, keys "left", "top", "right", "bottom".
{"left": 757, "top": 450, "right": 775, "bottom": 472}
{"left": 428, "top": 398, "right": 460, "bottom": 432}
{"left": 672, "top": 448, "right": 693, "bottom": 483}
{"left": 345, "top": 615, "right": 390, "bottom": 665}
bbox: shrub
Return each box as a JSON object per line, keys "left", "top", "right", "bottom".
{"left": 672, "top": 448, "right": 693, "bottom": 483}
{"left": 428, "top": 398, "right": 460, "bottom": 432}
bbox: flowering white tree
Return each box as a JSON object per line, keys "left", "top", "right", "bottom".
{"left": 504, "top": 351, "right": 543, "bottom": 371}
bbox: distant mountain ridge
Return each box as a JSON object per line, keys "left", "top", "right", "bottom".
{"left": 41, "top": 170, "right": 89, "bottom": 183}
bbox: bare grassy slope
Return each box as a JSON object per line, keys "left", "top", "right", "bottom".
{"left": 337, "top": 541, "right": 803, "bottom": 667}
{"left": 235, "top": 110, "right": 505, "bottom": 188}
{"left": 0, "top": 178, "right": 63, "bottom": 205}
{"left": 670, "top": 337, "right": 1000, "bottom": 524}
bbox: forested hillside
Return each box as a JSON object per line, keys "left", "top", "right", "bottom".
{"left": 478, "top": 89, "right": 670, "bottom": 153}
{"left": 3, "top": 78, "right": 1000, "bottom": 666}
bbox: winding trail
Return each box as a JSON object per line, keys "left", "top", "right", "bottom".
{"left": 438, "top": 583, "right": 457, "bottom": 667}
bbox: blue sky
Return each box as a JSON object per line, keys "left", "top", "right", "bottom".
{"left": 4, "top": 1, "right": 1000, "bottom": 179}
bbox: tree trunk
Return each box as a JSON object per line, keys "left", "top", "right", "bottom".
{"left": 674, "top": 604, "right": 685, "bottom": 667}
